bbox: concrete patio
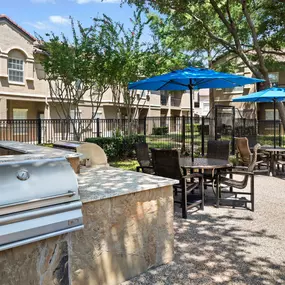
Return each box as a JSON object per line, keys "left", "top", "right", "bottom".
{"left": 123, "top": 175, "right": 285, "bottom": 285}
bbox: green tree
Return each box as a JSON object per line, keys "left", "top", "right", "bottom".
{"left": 92, "top": 8, "right": 191, "bottom": 135}
{"left": 122, "top": 0, "right": 285, "bottom": 128}
{"left": 37, "top": 19, "right": 110, "bottom": 140}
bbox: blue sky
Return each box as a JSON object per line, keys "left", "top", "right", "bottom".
{"left": 1, "top": 0, "right": 151, "bottom": 41}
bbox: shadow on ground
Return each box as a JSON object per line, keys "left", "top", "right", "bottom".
{"left": 123, "top": 176, "right": 285, "bottom": 285}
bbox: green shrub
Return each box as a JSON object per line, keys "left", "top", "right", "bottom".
{"left": 197, "top": 125, "right": 209, "bottom": 135}
{"left": 152, "top": 127, "right": 168, "bottom": 135}
{"left": 186, "top": 123, "right": 199, "bottom": 133}
{"left": 85, "top": 135, "right": 146, "bottom": 161}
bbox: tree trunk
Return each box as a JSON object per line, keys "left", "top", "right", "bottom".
{"left": 277, "top": 102, "right": 285, "bottom": 133}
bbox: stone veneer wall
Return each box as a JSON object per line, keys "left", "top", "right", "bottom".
{"left": 0, "top": 186, "right": 174, "bottom": 285}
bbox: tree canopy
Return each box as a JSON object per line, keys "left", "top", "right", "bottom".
{"left": 121, "top": 0, "right": 285, "bottom": 127}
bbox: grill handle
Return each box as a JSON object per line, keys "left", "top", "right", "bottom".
{"left": 0, "top": 191, "right": 76, "bottom": 209}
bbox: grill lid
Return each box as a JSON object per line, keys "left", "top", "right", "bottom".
{"left": 0, "top": 157, "right": 79, "bottom": 216}
{"left": 0, "top": 157, "right": 83, "bottom": 251}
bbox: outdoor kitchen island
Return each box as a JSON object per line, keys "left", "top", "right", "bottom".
{"left": 0, "top": 141, "right": 176, "bottom": 285}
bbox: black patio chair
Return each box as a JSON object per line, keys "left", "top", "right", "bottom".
{"left": 151, "top": 148, "right": 204, "bottom": 219}
{"left": 135, "top": 142, "right": 154, "bottom": 174}
{"left": 216, "top": 143, "right": 261, "bottom": 211}
{"left": 203, "top": 140, "right": 230, "bottom": 188}
{"left": 207, "top": 140, "right": 230, "bottom": 160}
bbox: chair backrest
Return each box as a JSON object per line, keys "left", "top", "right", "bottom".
{"left": 207, "top": 140, "right": 230, "bottom": 161}
{"left": 238, "top": 143, "right": 261, "bottom": 188}
{"left": 151, "top": 148, "right": 182, "bottom": 180}
{"left": 135, "top": 142, "right": 151, "bottom": 168}
{"left": 247, "top": 135, "right": 257, "bottom": 148}
{"left": 235, "top": 137, "right": 251, "bottom": 165}
{"left": 248, "top": 143, "right": 261, "bottom": 172}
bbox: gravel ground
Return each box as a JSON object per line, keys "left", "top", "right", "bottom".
{"left": 123, "top": 175, "right": 285, "bottom": 285}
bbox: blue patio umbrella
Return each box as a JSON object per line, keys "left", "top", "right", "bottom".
{"left": 128, "top": 66, "right": 264, "bottom": 161}
{"left": 233, "top": 87, "right": 285, "bottom": 148}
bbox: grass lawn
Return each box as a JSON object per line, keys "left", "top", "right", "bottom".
{"left": 109, "top": 160, "right": 139, "bottom": 171}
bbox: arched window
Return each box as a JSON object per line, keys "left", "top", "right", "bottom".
{"left": 8, "top": 49, "right": 26, "bottom": 83}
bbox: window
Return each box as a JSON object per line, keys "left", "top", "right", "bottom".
{"left": 13, "top": 108, "right": 28, "bottom": 120}
{"left": 8, "top": 58, "right": 24, "bottom": 83}
{"left": 75, "top": 79, "right": 82, "bottom": 90}
{"left": 194, "top": 101, "right": 200, "bottom": 108}
{"left": 268, "top": 72, "right": 279, "bottom": 86}
{"left": 265, "top": 109, "right": 279, "bottom": 120}
{"left": 93, "top": 112, "right": 102, "bottom": 119}
{"left": 13, "top": 109, "right": 28, "bottom": 134}
{"left": 203, "top": 102, "right": 210, "bottom": 110}
{"left": 70, "top": 109, "right": 82, "bottom": 120}
{"left": 224, "top": 86, "right": 244, "bottom": 93}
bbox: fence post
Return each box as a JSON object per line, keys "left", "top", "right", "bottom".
{"left": 96, "top": 118, "right": 100, "bottom": 137}
{"left": 181, "top": 116, "right": 186, "bottom": 153}
{"left": 231, "top": 107, "right": 235, "bottom": 155}
{"left": 279, "top": 121, "right": 282, "bottom": 147}
{"left": 61, "top": 120, "right": 65, "bottom": 140}
{"left": 201, "top": 116, "right": 205, "bottom": 156}
{"left": 143, "top": 117, "right": 147, "bottom": 136}
{"left": 37, "top": 118, "right": 42, "bottom": 145}
{"left": 214, "top": 106, "right": 218, "bottom": 140}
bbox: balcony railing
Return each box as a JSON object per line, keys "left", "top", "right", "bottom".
{"left": 171, "top": 97, "right": 181, "bottom": 107}
{"left": 161, "top": 95, "right": 168, "bottom": 106}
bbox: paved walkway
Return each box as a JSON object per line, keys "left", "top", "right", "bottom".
{"left": 123, "top": 175, "right": 285, "bottom": 285}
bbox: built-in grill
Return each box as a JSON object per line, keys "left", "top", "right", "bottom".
{"left": 0, "top": 156, "right": 83, "bottom": 251}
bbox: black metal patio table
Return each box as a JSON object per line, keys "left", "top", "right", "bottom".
{"left": 260, "top": 147, "right": 285, "bottom": 176}
{"left": 179, "top": 157, "right": 232, "bottom": 205}
{"left": 179, "top": 157, "right": 231, "bottom": 172}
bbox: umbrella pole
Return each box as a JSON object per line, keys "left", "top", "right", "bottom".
{"left": 189, "top": 83, "right": 194, "bottom": 162}
{"left": 274, "top": 99, "right": 276, "bottom": 148}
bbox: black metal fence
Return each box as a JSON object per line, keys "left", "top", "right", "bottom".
{"left": 0, "top": 117, "right": 284, "bottom": 156}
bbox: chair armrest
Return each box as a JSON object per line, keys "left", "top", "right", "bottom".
{"left": 220, "top": 170, "right": 254, "bottom": 176}
{"left": 136, "top": 166, "right": 153, "bottom": 172}
{"left": 232, "top": 166, "right": 248, "bottom": 170}
{"left": 182, "top": 173, "right": 203, "bottom": 179}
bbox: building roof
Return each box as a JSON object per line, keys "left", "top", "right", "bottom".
{"left": 0, "top": 14, "right": 36, "bottom": 42}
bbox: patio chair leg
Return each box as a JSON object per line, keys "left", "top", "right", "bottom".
{"left": 229, "top": 172, "right": 233, "bottom": 192}
{"left": 174, "top": 187, "right": 178, "bottom": 196}
{"left": 181, "top": 178, "right": 187, "bottom": 219}
{"left": 251, "top": 175, "right": 255, "bottom": 212}
{"left": 216, "top": 173, "right": 220, "bottom": 208}
{"left": 200, "top": 176, "right": 204, "bottom": 211}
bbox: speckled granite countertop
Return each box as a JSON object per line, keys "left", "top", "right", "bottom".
{"left": 78, "top": 166, "right": 178, "bottom": 203}
{"left": 0, "top": 141, "right": 79, "bottom": 163}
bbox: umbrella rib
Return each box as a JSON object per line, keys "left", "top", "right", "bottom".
{"left": 156, "top": 79, "right": 189, "bottom": 90}
{"left": 194, "top": 77, "right": 241, "bottom": 87}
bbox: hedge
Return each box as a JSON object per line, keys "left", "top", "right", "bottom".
{"left": 185, "top": 123, "right": 199, "bottom": 133}
{"left": 85, "top": 135, "right": 146, "bottom": 161}
{"left": 152, "top": 127, "right": 168, "bottom": 135}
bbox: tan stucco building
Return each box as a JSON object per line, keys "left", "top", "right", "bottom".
{"left": 212, "top": 56, "right": 285, "bottom": 121}
{"left": 0, "top": 14, "right": 209, "bottom": 127}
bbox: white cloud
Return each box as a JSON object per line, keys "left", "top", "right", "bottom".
{"left": 24, "top": 21, "right": 52, "bottom": 30}
{"left": 30, "top": 0, "right": 56, "bottom": 3}
{"left": 76, "top": 0, "right": 120, "bottom": 4}
{"left": 49, "top": 16, "right": 70, "bottom": 25}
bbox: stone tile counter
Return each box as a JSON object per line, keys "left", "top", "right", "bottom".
{"left": 0, "top": 164, "right": 177, "bottom": 285}
{"left": 78, "top": 166, "right": 178, "bottom": 201}
{"left": 0, "top": 140, "right": 79, "bottom": 162}
{"left": 0, "top": 140, "right": 81, "bottom": 173}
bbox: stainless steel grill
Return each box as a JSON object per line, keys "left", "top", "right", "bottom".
{"left": 0, "top": 157, "right": 83, "bottom": 251}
